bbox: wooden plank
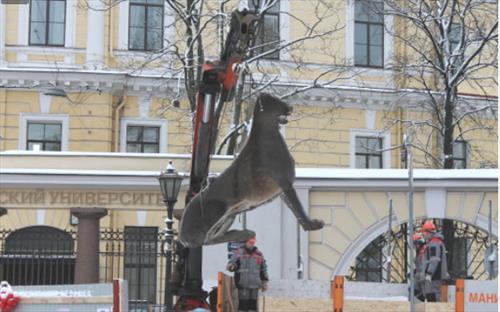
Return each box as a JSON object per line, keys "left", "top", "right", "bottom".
{"left": 333, "top": 276, "right": 344, "bottom": 312}
{"left": 441, "top": 284, "right": 448, "bottom": 303}
{"left": 217, "top": 272, "right": 223, "bottom": 312}
{"left": 455, "top": 279, "right": 465, "bottom": 312}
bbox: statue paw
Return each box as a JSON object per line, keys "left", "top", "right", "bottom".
{"left": 304, "top": 219, "right": 324, "bottom": 231}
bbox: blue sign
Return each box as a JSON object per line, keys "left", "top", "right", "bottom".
{"left": 227, "top": 241, "right": 244, "bottom": 259}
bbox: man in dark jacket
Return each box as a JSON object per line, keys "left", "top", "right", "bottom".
{"left": 413, "top": 232, "right": 427, "bottom": 301}
{"left": 421, "top": 220, "right": 449, "bottom": 302}
{"left": 227, "top": 236, "right": 269, "bottom": 312}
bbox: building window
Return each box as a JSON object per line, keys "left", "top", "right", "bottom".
{"left": 19, "top": 113, "right": 69, "bottom": 151}
{"left": 126, "top": 125, "right": 160, "bottom": 153}
{"left": 449, "top": 23, "right": 461, "bottom": 52}
{"left": 355, "top": 136, "right": 383, "bottom": 168}
{"left": 27, "top": 122, "right": 62, "bottom": 151}
{"left": 452, "top": 140, "right": 467, "bottom": 169}
{"left": 449, "top": 23, "right": 464, "bottom": 73}
{"left": 350, "top": 129, "right": 391, "bottom": 168}
{"left": 354, "top": 0, "right": 383, "bottom": 67}
{"left": 353, "top": 236, "right": 383, "bottom": 282}
{"left": 29, "top": 0, "right": 66, "bottom": 46}
{"left": 129, "top": 0, "right": 164, "bottom": 51}
{"left": 124, "top": 226, "right": 158, "bottom": 309}
{"left": 249, "top": 0, "right": 280, "bottom": 59}
{"left": 120, "top": 118, "right": 168, "bottom": 153}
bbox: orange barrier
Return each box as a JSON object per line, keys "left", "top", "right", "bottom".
{"left": 217, "top": 272, "right": 224, "bottom": 312}
{"left": 441, "top": 284, "right": 448, "bottom": 302}
{"left": 216, "top": 271, "right": 236, "bottom": 312}
{"left": 455, "top": 279, "right": 464, "bottom": 312}
{"left": 331, "top": 275, "right": 344, "bottom": 312}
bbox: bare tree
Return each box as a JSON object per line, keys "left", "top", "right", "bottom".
{"left": 367, "top": 0, "right": 498, "bottom": 282}
{"left": 377, "top": 0, "right": 498, "bottom": 169}
{"left": 147, "top": 0, "right": 356, "bottom": 154}
{"left": 81, "top": 1, "right": 359, "bottom": 155}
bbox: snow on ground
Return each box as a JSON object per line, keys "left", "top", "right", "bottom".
{"left": 345, "top": 295, "right": 408, "bottom": 302}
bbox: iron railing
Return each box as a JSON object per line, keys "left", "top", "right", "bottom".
{"left": 348, "top": 219, "right": 498, "bottom": 283}
{"left": 0, "top": 227, "right": 169, "bottom": 312}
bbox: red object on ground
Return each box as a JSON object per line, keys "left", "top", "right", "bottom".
{"left": 0, "top": 284, "right": 21, "bottom": 312}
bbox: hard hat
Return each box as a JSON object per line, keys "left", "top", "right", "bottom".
{"left": 422, "top": 220, "right": 436, "bottom": 232}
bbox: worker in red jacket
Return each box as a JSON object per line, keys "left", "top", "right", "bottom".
{"left": 227, "top": 236, "right": 269, "bottom": 312}
{"left": 421, "top": 220, "right": 449, "bottom": 302}
{"left": 413, "top": 231, "right": 427, "bottom": 301}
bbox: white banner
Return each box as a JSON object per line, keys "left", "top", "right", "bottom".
{"left": 464, "top": 280, "right": 498, "bottom": 312}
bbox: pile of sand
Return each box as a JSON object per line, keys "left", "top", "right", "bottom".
{"left": 258, "top": 296, "right": 454, "bottom": 312}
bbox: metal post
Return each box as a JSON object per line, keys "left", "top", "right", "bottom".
{"left": 404, "top": 134, "right": 416, "bottom": 312}
{"left": 385, "top": 198, "right": 393, "bottom": 282}
{"left": 164, "top": 199, "right": 176, "bottom": 311}
{"left": 488, "top": 200, "right": 492, "bottom": 250}
{"left": 297, "top": 222, "right": 303, "bottom": 279}
{"left": 488, "top": 200, "right": 493, "bottom": 280}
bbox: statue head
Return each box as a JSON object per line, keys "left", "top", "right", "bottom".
{"left": 255, "top": 93, "right": 292, "bottom": 124}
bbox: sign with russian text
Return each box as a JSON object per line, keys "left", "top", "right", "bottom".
{"left": 0, "top": 189, "right": 164, "bottom": 209}
{"left": 464, "top": 280, "right": 498, "bottom": 312}
{"left": 12, "top": 280, "right": 128, "bottom": 312}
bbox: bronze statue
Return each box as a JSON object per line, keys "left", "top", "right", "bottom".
{"left": 179, "top": 93, "right": 324, "bottom": 247}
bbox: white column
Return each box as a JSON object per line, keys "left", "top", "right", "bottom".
{"left": 118, "top": 0, "right": 129, "bottom": 50}
{"left": 297, "top": 187, "right": 310, "bottom": 280}
{"left": 0, "top": 3, "right": 5, "bottom": 66}
{"left": 345, "top": 0, "right": 355, "bottom": 65}
{"left": 18, "top": 4, "right": 29, "bottom": 46}
{"left": 280, "top": 197, "right": 299, "bottom": 279}
{"left": 65, "top": 0, "right": 76, "bottom": 48}
{"left": 279, "top": 0, "right": 291, "bottom": 62}
{"left": 86, "top": 2, "right": 105, "bottom": 68}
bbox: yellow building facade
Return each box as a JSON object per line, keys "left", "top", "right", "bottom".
{"left": 0, "top": 0, "right": 497, "bottom": 309}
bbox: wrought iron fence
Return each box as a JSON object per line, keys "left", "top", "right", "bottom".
{"left": 348, "top": 219, "right": 498, "bottom": 283}
{"left": 0, "top": 226, "right": 76, "bottom": 286}
{"left": 0, "top": 226, "right": 168, "bottom": 312}
{"left": 99, "top": 227, "right": 168, "bottom": 311}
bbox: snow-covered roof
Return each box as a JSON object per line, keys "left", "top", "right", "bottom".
{"left": 0, "top": 168, "right": 496, "bottom": 191}
{"left": 0, "top": 167, "right": 497, "bottom": 180}
{"left": 296, "top": 168, "right": 498, "bottom": 180}
{"left": 0, "top": 150, "right": 234, "bottom": 160}
{"left": 1, "top": 151, "right": 496, "bottom": 190}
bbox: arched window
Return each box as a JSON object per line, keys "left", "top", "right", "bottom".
{"left": 0, "top": 226, "right": 75, "bottom": 285}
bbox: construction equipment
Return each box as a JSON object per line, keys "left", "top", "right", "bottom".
{"left": 174, "top": 9, "right": 258, "bottom": 311}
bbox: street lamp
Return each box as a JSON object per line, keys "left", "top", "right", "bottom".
{"left": 158, "top": 161, "right": 183, "bottom": 311}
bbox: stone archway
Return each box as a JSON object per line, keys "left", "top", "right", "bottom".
{"left": 307, "top": 189, "right": 497, "bottom": 281}
{"left": 333, "top": 216, "right": 498, "bottom": 279}
{"left": 0, "top": 226, "right": 75, "bottom": 285}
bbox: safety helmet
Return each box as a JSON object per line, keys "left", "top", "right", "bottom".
{"left": 422, "top": 220, "right": 436, "bottom": 232}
